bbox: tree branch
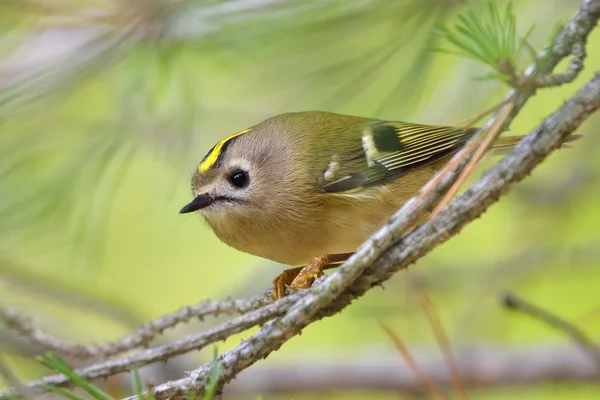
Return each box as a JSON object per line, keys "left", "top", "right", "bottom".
{"left": 378, "top": 321, "right": 448, "bottom": 400}
{"left": 503, "top": 292, "right": 600, "bottom": 369}
{"left": 0, "top": 292, "right": 274, "bottom": 360}
{"left": 0, "top": 291, "right": 302, "bottom": 393}
{"left": 223, "top": 345, "right": 600, "bottom": 396}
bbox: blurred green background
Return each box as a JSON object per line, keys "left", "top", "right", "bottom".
{"left": 1, "top": 0, "right": 599, "bottom": 399}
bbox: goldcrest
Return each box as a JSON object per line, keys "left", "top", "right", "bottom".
{"left": 180, "top": 111, "right": 569, "bottom": 299}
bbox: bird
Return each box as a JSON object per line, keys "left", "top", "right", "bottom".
{"left": 179, "top": 110, "right": 575, "bottom": 299}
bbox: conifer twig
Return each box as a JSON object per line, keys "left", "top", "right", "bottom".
{"left": 0, "top": 293, "right": 274, "bottom": 360}
{"left": 0, "top": 291, "right": 301, "bottom": 392}
{"left": 224, "top": 345, "right": 599, "bottom": 396}
{"left": 430, "top": 102, "right": 513, "bottom": 218}
{"left": 417, "top": 291, "right": 468, "bottom": 400}
{"left": 379, "top": 320, "right": 447, "bottom": 400}
{"left": 519, "top": 43, "right": 587, "bottom": 89}
{"left": 503, "top": 292, "right": 600, "bottom": 370}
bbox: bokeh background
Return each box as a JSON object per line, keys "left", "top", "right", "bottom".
{"left": 1, "top": 0, "right": 599, "bottom": 399}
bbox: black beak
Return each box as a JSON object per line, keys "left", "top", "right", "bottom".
{"left": 179, "top": 194, "right": 213, "bottom": 214}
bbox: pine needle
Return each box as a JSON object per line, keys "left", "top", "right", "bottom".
{"left": 379, "top": 320, "right": 448, "bottom": 400}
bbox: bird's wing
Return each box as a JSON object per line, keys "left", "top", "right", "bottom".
{"left": 321, "top": 121, "right": 477, "bottom": 194}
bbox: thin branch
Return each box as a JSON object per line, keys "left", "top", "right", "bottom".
{"left": 0, "top": 292, "right": 274, "bottom": 360}
{"left": 431, "top": 0, "right": 594, "bottom": 216}
{"left": 503, "top": 291, "right": 600, "bottom": 370}
{"left": 430, "top": 102, "right": 513, "bottom": 218}
{"left": 417, "top": 291, "right": 468, "bottom": 400}
{"left": 0, "top": 291, "right": 301, "bottom": 391}
{"left": 431, "top": 0, "right": 595, "bottom": 217}
{"left": 456, "top": 98, "right": 511, "bottom": 127}
{"left": 223, "top": 345, "right": 600, "bottom": 396}
{"left": 520, "top": 43, "right": 587, "bottom": 89}
{"left": 379, "top": 320, "right": 448, "bottom": 400}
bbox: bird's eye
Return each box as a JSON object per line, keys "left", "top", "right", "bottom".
{"left": 229, "top": 170, "right": 249, "bottom": 188}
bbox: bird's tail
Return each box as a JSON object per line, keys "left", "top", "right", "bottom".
{"left": 490, "top": 133, "right": 582, "bottom": 155}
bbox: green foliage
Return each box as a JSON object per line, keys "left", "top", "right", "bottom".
{"left": 131, "top": 369, "right": 143, "bottom": 399}
{"left": 435, "top": 1, "right": 536, "bottom": 84}
{"left": 130, "top": 369, "right": 150, "bottom": 400}
{"left": 2, "top": 393, "right": 23, "bottom": 400}
{"left": 203, "top": 346, "right": 222, "bottom": 400}
{"left": 38, "top": 355, "right": 160, "bottom": 400}
{"left": 38, "top": 353, "right": 113, "bottom": 400}
{"left": 34, "top": 349, "right": 223, "bottom": 399}
{"left": 129, "top": 369, "right": 158, "bottom": 400}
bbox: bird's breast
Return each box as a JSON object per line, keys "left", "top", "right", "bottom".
{"left": 201, "top": 184, "right": 415, "bottom": 266}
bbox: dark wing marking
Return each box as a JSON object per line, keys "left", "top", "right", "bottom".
{"left": 321, "top": 173, "right": 369, "bottom": 193}
{"left": 372, "top": 123, "right": 405, "bottom": 152}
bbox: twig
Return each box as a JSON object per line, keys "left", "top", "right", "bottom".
{"left": 417, "top": 291, "right": 468, "bottom": 400}
{"left": 223, "top": 345, "right": 600, "bottom": 396}
{"left": 431, "top": 0, "right": 595, "bottom": 216}
{"left": 503, "top": 291, "right": 600, "bottom": 370}
{"left": 430, "top": 102, "right": 514, "bottom": 218}
{"left": 0, "top": 291, "right": 301, "bottom": 390}
{"left": 0, "top": 293, "right": 273, "bottom": 360}
{"left": 520, "top": 43, "right": 587, "bottom": 89}
{"left": 456, "top": 98, "right": 511, "bottom": 127}
{"left": 379, "top": 320, "right": 447, "bottom": 400}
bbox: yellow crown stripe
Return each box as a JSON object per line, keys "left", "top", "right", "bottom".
{"left": 198, "top": 129, "right": 251, "bottom": 173}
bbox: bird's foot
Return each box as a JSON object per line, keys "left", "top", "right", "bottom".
{"left": 271, "top": 253, "right": 353, "bottom": 300}
{"left": 271, "top": 255, "right": 328, "bottom": 300}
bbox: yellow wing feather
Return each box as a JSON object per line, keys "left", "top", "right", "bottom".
{"left": 376, "top": 122, "right": 475, "bottom": 171}
{"left": 322, "top": 121, "right": 478, "bottom": 194}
